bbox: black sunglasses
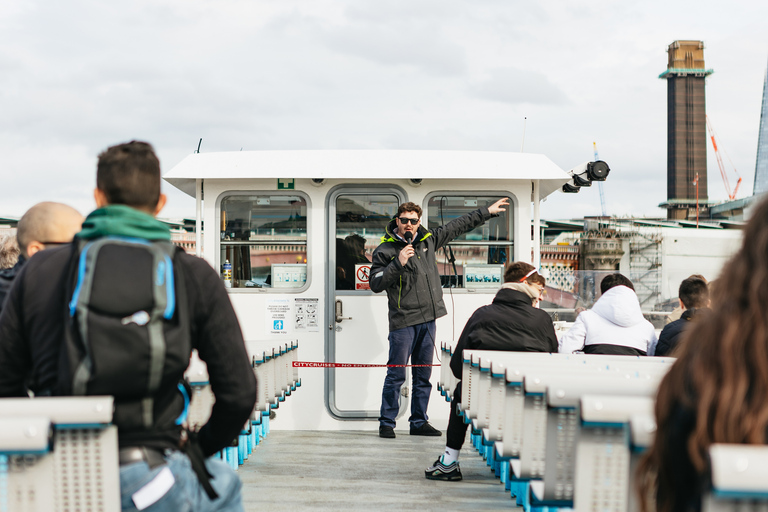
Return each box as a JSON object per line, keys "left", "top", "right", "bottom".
{"left": 398, "top": 217, "right": 419, "bottom": 225}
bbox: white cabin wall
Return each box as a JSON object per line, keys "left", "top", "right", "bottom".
{"left": 199, "top": 177, "right": 536, "bottom": 430}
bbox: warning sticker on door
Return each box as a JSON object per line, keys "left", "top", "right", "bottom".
{"left": 294, "top": 297, "right": 319, "bottom": 332}
{"left": 355, "top": 264, "right": 371, "bottom": 290}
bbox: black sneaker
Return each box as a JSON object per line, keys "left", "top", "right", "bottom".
{"left": 379, "top": 426, "right": 396, "bottom": 438}
{"left": 410, "top": 422, "right": 442, "bottom": 436}
{"left": 425, "top": 458, "right": 462, "bottom": 481}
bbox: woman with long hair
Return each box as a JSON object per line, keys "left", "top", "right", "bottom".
{"left": 636, "top": 197, "right": 768, "bottom": 512}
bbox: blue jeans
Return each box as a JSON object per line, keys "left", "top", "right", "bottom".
{"left": 379, "top": 321, "right": 436, "bottom": 428}
{"left": 119, "top": 451, "right": 244, "bottom": 512}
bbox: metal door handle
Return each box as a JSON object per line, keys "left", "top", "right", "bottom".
{"left": 335, "top": 299, "right": 352, "bottom": 322}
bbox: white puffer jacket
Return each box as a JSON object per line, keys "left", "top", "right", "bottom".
{"left": 558, "top": 285, "right": 657, "bottom": 354}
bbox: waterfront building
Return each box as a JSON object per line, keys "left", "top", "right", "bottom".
{"left": 659, "top": 40, "right": 714, "bottom": 220}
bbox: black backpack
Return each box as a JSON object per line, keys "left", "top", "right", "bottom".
{"left": 61, "top": 236, "right": 191, "bottom": 431}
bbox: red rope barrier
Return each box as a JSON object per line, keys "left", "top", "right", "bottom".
{"left": 292, "top": 361, "right": 440, "bottom": 368}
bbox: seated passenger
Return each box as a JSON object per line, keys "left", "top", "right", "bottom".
{"left": 424, "top": 262, "right": 557, "bottom": 481}
{"left": 636, "top": 197, "right": 768, "bottom": 512}
{"left": 559, "top": 273, "right": 657, "bottom": 356}
{"left": 0, "top": 202, "right": 83, "bottom": 312}
{"left": 0, "top": 141, "right": 257, "bottom": 511}
{"left": 654, "top": 275, "right": 710, "bottom": 357}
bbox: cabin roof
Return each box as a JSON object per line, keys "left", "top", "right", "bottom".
{"left": 163, "top": 150, "right": 573, "bottom": 198}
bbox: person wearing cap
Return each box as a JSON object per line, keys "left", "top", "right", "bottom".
{"left": 370, "top": 198, "right": 509, "bottom": 439}
{"left": 424, "top": 261, "right": 557, "bottom": 481}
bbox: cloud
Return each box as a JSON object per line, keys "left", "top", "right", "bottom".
{"left": 283, "top": 3, "right": 469, "bottom": 77}
{"left": 470, "top": 67, "right": 569, "bottom": 106}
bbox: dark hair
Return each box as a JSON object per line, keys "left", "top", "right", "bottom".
{"left": 678, "top": 276, "right": 709, "bottom": 309}
{"left": 636, "top": 196, "right": 768, "bottom": 512}
{"left": 97, "top": 141, "right": 161, "bottom": 210}
{"left": 397, "top": 202, "right": 422, "bottom": 218}
{"left": 599, "top": 273, "right": 634, "bottom": 294}
{"left": 504, "top": 261, "right": 537, "bottom": 283}
{"left": 529, "top": 273, "right": 546, "bottom": 287}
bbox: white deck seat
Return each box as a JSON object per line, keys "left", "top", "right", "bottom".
{"left": 0, "top": 396, "right": 119, "bottom": 512}
{"left": 185, "top": 343, "right": 299, "bottom": 470}
{"left": 457, "top": 350, "right": 672, "bottom": 510}
{"left": 569, "top": 395, "right": 656, "bottom": 512}
{"left": 703, "top": 444, "right": 768, "bottom": 512}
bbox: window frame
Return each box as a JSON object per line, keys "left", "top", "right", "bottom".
{"left": 216, "top": 190, "right": 312, "bottom": 293}
{"left": 423, "top": 191, "right": 515, "bottom": 293}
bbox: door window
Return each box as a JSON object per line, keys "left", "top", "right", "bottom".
{"left": 334, "top": 194, "right": 399, "bottom": 291}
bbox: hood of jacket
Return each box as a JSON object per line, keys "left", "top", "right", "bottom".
{"left": 381, "top": 217, "right": 430, "bottom": 244}
{"left": 590, "top": 285, "right": 645, "bottom": 327}
{"left": 77, "top": 205, "right": 171, "bottom": 241}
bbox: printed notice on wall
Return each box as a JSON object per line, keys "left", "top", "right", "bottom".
{"left": 294, "top": 298, "right": 319, "bottom": 332}
{"left": 267, "top": 299, "right": 291, "bottom": 335}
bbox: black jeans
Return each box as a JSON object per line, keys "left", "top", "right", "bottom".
{"left": 446, "top": 381, "right": 470, "bottom": 450}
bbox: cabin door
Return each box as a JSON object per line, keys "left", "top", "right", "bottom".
{"left": 326, "top": 186, "right": 408, "bottom": 420}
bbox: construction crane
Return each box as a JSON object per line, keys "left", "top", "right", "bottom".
{"left": 593, "top": 142, "right": 607, "bottom": 216}
{"left": 706, "top": 115, "right": 742, "bottom": 200}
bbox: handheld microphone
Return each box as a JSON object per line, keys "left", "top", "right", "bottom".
{"left": 404, "top": 231, "right": 413, "bottom": 244}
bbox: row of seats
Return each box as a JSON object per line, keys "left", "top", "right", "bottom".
{"left": 0, "top": 396, "right": 119, "bottom": 512}
{"left": 439, "top": 342, "right": 768, "bottom": 512}
{"left": 185, "top": 340, "right": 301, "bottom": 470}
{"left": 0, "top": 342, "right": 300, "bottom": 511}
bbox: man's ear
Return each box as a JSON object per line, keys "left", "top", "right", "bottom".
{"left": 94, "top": 188, "right": 108, "bottom": 208}
{"left": 678, "top": 298, "right": 686, "bottom": 311}
{"left": 152, "top": 194, "right": 167, "bottom": 217}
{"left": 26, "top": 241, "right": 45, "bottom": 258}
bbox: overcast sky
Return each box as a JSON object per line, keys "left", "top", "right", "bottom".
{"left": 1, "top": 0, "right": 766, "bottom": 221}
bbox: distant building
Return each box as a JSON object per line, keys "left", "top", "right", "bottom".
{"left": 658, "top": 40, "right": 714, "bottom": 220}
{"left": 754, "top": 61, "right": 768, "bottom": 196}
{"left": 540, "top": 217, "right": 742, "bottom": 322}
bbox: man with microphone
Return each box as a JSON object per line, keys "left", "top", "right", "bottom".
{"left": 370, "top": 198, "right": 509, "bottom": 438}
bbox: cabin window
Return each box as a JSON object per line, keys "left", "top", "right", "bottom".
{"left": 219, "top": 194, "right": 308, "bottom": 290}
{"left": 426, "top": 194, "right": 513, "bottom": 289}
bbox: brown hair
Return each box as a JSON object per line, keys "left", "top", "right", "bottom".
{"left": 397, "top": 202, "right": 422, "bottom": 218}
{"left": 528, "top": 273, "right": 546, "bottom": 288}
{"left": 97, "top": 141, "right": 161, "bottom": 211}
{"left": 504, "top": 261, "right": 537, "bottom": 283}
{"left": 678, "top": 275, "right": 709, "bottom": 310}
{"left": 636, "top": 196, "right": 768, "bottom": 512}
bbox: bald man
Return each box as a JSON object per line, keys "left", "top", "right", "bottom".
{"left": 0, "top": 202, "right": 83, "bottom": 311}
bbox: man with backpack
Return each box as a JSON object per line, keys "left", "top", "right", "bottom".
{"left": 0, "top": 141, "right": 257, "bottom": 511}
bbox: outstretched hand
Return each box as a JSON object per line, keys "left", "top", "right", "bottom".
{"left": 488, "top": 197, "right": 510, "bottom": 215}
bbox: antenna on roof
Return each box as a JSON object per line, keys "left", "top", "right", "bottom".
{"left": 195, "top": 138, "right": 203, "bottom": 154}
{"left": 521, "top": 117, "right": 527, "bottom": 152}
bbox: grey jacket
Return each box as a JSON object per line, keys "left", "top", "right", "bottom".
{"left": 370, "top": 207, "right": 492, "bottom": 331}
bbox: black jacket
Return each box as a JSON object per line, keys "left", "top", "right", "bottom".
{"left": 370, "top": 207, "right": 492, "bottom": 332}
{"left": 655, "top": 308, "right": 710, "bottom": 357}
{"left": 0, "top": 244, "right": 257, "bottom": 457}
{"left": 449, "top": 288, "right": 558, "bottom": 379}
{"left": 0, "top": 257, "right": 24, "bottom": 313}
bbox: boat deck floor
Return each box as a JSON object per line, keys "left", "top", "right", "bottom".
{"left": 240, "top": 430, "right": 520, "bottom": 511}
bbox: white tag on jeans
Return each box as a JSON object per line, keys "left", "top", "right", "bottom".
{"left": 132, "top": 466, "right": 175, "bottom": 510}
